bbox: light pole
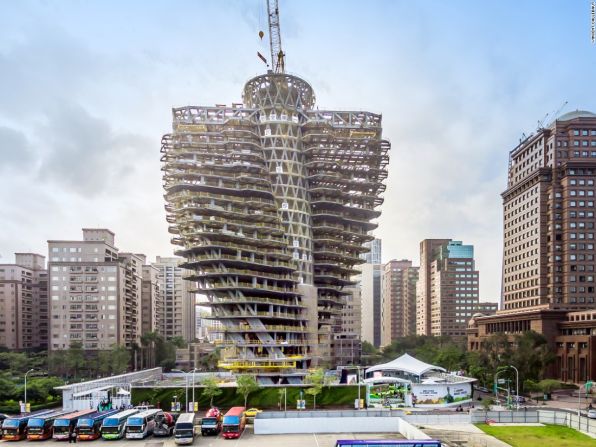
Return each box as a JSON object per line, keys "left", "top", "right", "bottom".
{"left": 494, "top": 370, "right": 506, "bottom": 405}
{"left": 191, "top": 368, "right": 199, "bottom": 412}
{"left": 357, "top": 366, "right": 361, "bottom": 409}
{"left": 24, "top": 369, "right": 35, "bottom": 413}
{"left": 184, "top": 374, "right": 188, "bottom": 412}
{"left": 509, "top": 365, "right": 520, "bottom": 411}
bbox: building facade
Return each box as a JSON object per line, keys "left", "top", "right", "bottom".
{"left": 334, "top": 284, "right": 362, "bottom": 365}
{"left": 416, "top": 239, "right": 450, "bottom": 335}
{"left": 0, "top": 253, "right": 48, "bottom": 350}
{"left": 141, "top": 262, "right": 162, "bottom": 335}
{"left": 382, "top": 260, "right": 418, "bottom": 343}
{"left": 361, "top": 238, "right": 382, "bottom": 264}
{"left": 152, "top": 257, "right": 196, "bottom": 343}
{"left": 468, "top": 111, "right": 596, "bottom": 383}
{"left": 360, "top": 263, "right": 384, "bottom": 347}
{"left": 417, "top": 240, "right": 480, "bottom": 338}
{"left": 161, "top": 72, "right": 389, "bottom": 381}
{"left": 48, "top": 229, "right": 143, "bottom": 350}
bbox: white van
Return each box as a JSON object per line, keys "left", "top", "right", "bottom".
{"left": 174, "top": 413, "right": 195, "bottom": 445}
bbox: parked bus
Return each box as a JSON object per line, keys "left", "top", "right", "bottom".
{"left": 173, "top": 413, "right": 195, "bottom": 445}
{"left": 153, "top": 412, "right": 176, "bottom": 437}
{"left": 52, "top": 410, "right": 96, "bottom": 440}
{"left": 125, "top": 409, "right": 161, "bottom": 439}
{"left": 201, "top": 407, "right": 222, "bottom": 436}
{"left": 27, "top": 410, "right": 71, "bottom": 440}
{"left": 334, "top": 441, "right": 442, "bottom": 447}
{"left": 0, "top": 413, "right": 8, "bottom": 439}
{"left": 76, "top": 410, "right": 119, "bottom": 441}
{"left": 100, "top": 409, "right": 139, "bottom": 440}
{"left": 1, "top": 411, "right": 55, "bottom": 441}
{"left": 221, "top": 407, "right": 246, "bottom": 439}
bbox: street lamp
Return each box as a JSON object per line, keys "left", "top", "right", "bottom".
{"left": 24, "top": 369, "right": 35, "bottom": 413}
{"left": 357, "top": 366, "right": 361, "bottom": 409}
{"left": 508, "top": 365, "right": 520, "bottom": 411}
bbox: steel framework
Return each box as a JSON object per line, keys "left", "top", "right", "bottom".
{"left": 162, "top": 73, "right": 389, "bottom": 383}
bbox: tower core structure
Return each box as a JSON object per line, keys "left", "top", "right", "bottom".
{"left": 162, "top": 72, "right": 389, "bottom": 382}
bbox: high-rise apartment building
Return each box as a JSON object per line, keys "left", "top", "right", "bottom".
{"left": 360, "top": 263, "right": 384, "bottom": 347}
{"left": 416, "top": 239, "right": 450, "bottom": 335}
{"left": 469, "top": 111, "right": 596, "bottom": 382}
{"left": 417, "top": 239, "right": 479, "bottom": 337}
{"left": 152, "top": 257, "right": 196, "bottom": 342}
{"left": 0, "top": 253, "right": 48, "bottom": 350}
{"left": 161, "top": 72, "right": 389, "bottom": 381}
{"left": 502, "top": 111, "right": 596, "bottom": 311}
{"left": 382, "top": 260, "right": 418, "bottom": 343}
{"left": 48, "top": 229, "right": 143, "bottom": 350}
{"left": 141, "top": 262, "right": 162, "bottom": 335}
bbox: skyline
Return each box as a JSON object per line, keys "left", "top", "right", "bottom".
{"left": 1, "top": 1, "right": 596, "bottom": 302}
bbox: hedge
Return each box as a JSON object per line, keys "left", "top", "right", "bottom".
{"left": 132, "top": 385, "right": 360, "bottom": 411}
{"left": 0, "top": 400, "right": 62, "bottom": 415}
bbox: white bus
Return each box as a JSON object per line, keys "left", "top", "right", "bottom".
{"left": 101, "top": 409, "right": 140, "bottom": 440}
{"left": 125, "top": 409, "right": 161, "bottom": 439}
{"left": 173, "top": 413, "right": 195, "bottom": 445}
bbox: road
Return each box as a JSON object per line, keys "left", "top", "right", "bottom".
{"left": 0, "top": 427, "right": 405, "bottom": 447}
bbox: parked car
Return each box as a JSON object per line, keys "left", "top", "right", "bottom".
{"left": 244, "top": 408, "right": 262, "bottom": 418}
{"left": 474, "top": 386, "right": 490, "bottom": 393}
{"left": 512, "top": 395, "right": 526, "bottom": 403}
{"left": 587, "top": 409, "right": 596, "bottom": 419}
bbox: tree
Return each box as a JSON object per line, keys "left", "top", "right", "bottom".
{"left": 66, "top": 341, "right": 85, "bottom": 378}
{"left": 109, "top": 345, "right": 131, "bottom": 374}
{"left": 201, "top": 375, "right": 222, "bottom": 407}
{"left": 141, "top": 331, "right": 161, "bottom": 369}
{"left": 236, "top": 375, "right": 260, "bottom": 407}
{"left": 305, "top": 368, "right": 324, "bottom": 410}
{"left": 97, "top": 351, "right": 112, "bottom": 376}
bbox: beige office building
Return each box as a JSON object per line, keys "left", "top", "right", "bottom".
{"left": 48, "top": 229, "right": 143, "bottom": 350}
{"left": 153, "top": 257, "right": 196, "bottom": 342}
{"left": 334, "top": 285, "right": 362, "bottom": 365}
{"left": 416, "top": 239, "right": 450, "bottom": 335}
{"left": 382, "top": 260, "right": 418, "bottom": 343}
{"left": 0, "top": 253, "right": 48, "bottom": 350}
{"left": 360, "top": 263, "right": 384, "bottom": 347}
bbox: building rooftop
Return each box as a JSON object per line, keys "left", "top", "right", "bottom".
{"left": 556, "top": 110, "right": 596, "bottom": 122}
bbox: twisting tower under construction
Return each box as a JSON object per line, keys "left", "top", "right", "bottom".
{"left": 161, "top": 3, "right": 389, "bottom": 384}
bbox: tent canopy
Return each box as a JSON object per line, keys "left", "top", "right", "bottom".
{"left": 365, "top": 353, "right": 446, "bottom": 376}
{"left": 72, "top": 385, "right": 112, "bottom": 398}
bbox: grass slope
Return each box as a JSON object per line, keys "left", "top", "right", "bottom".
{"left": 477, "top": 423, "right": 596, "bottom": 447}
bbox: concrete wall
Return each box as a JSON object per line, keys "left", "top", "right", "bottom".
{"left": 254, "top": 411, "right": 431, "bottom": 439}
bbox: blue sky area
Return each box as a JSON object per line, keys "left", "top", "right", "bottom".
{"left": 1, "top": 0, "right": 595, "bottom": 302}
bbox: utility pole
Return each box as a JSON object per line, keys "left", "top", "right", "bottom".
{"left": 24, "top": 369, "right": 35, "bottom": 413}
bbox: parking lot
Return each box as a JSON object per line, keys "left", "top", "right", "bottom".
{"left": 0, "top": 427, "right": 405, "bottom": 447}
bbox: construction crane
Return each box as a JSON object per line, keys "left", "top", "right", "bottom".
{"left": 264, "top": 0, "right": 285, "bottom": 74}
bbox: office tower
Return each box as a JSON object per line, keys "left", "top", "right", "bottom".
{"left": 47, "top": 229, "right": 142, "bottom": 350}
{"left": 474, "top": 302, "right": 498, "bottom": 315}
{"left": 361, "top": 238, "right": 382, "bottom": 264}
{"left": 141, "top": 263, "right": 162, "bottom": 335}
{"left": 416, "top": 239, "right": 450, "bottom": 335}
{"left": 152, "top": 257, "right": 196, "bottom": 342}
{"left": 417, "top": 239, "right": 479, "bottom": 337}
{"left": 382, "top": 260, "right": 418, "bottom": 343}
{"left": 0, "top": 253, "right": 48, "bottom": 350}
{"left": 503, "top": 111, "right": 596, "bottom": 311}
{"left": 161, "top": 72, "right": 389, "bottom": 381}
{"left": 359, "top": 263, "right": 384, "bottom": 347}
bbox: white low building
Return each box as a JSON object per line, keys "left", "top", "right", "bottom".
{"left": 364, "top": 353, "right": 475, "bottom": 408}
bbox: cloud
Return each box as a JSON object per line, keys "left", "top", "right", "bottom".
{"left": 0, "top": 126, "right": 33, "bottom": 171}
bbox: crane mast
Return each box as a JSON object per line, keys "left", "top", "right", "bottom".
{"left": 267, "top": 0, "right": 285, "bottom": 73}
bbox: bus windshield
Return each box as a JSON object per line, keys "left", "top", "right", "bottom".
{"left": 27, "top": 418, "right": 45, "bottom": 428}
{"left": 102, "top": 418, "right": 120, "bottom": 427}
{"left": 77, "top": 419, "right": 93, "bottom": 427}
{"left": 175, "top": 422, "right": 193, "bottom": 437}
{"left": 2, "top": 420, "right": 20, "bottom": 428}
{"left": 127, "top": 417, "right": 144, "bottom": 426}
{"left": 101, "top": 426, "right": 119, "bottom": 434}
{"left": 222, "top": 416, "right": 239, "bottom": 425}
{"left": 54, "top": 420, "right": 70, "bottom": 427}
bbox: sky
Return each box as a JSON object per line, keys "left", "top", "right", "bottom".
{"left": 1, "top": 0, "right": 595, "bottom": 302}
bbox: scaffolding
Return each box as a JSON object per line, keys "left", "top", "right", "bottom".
{"left": 162, "top": 73, "right": 389, "bottom": 381}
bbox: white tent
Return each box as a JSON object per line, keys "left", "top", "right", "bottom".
{"left": 365, "top": 353, "right": 445, "bottom": 376}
